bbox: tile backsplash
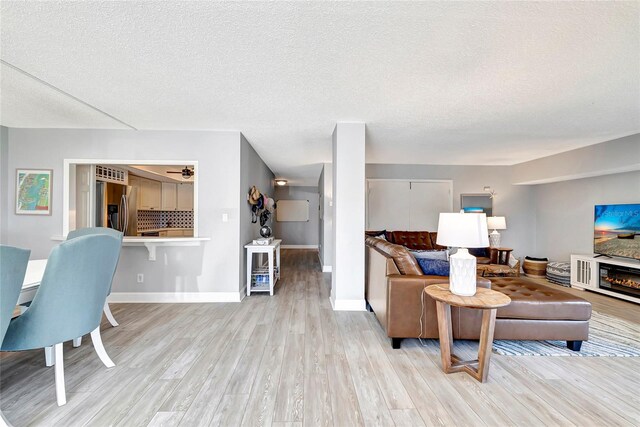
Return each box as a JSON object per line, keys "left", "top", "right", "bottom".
{"left": 137, "top": 210, "right": 194, "bottom": 230}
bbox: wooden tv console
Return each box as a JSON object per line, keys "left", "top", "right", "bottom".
{"left": 571, "top": 254, "right": 640, "bottom": 304}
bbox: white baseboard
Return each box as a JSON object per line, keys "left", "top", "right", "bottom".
{"left": 108, "top": 291, "right": 244, "bottom": 303}
{"left": 330, "top": 298, "right": 366, "bottom": 311}
{"left": 281, "top": 245, "right": 319, "bottom": 249}
{"left": 322, "top": 265, "right": 332, "bottom": 273}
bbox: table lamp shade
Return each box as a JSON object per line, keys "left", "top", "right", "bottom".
{"left": 487, "top": 216, "right": 506, "bottom": 230}
{"left": 436, "top": 213, "right": 489, "bottom": 248}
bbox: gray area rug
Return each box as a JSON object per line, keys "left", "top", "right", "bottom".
{"left": 492, "top": 311, "right": 640, "bottom": 357}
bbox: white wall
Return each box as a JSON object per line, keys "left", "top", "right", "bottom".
{"left": 366, "top": 164, "right": 536, "bottom": 257}
{"left": 273, "top": 185, "right": 319, "bottom": 247}
{"left": 6, "top": 128, "right": 245, "bottom": 300}
{"left": 239, "top": 134, "right": 275, "bottom": 291}
{"left": 318, "top": 163, "right": 333, "bottom": 271}
{"left": 532, "top": 170, "right": 640, "bottom": 260}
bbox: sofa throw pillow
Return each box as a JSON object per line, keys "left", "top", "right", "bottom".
{"left": 417, "top": 258, "right": 450, "bottom": 276}
{"left": 410, "top": 250, "right": 448, "bottom": 261}
{"left": 469, "top": 247, "right": 489, "bottom": 258}
{"left": 508, "top": 254, "right": 519, "bottom": 268}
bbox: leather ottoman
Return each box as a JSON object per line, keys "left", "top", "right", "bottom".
{"left": 492, "top": 277, "right": 592, "bottom": 321}
{"left": 455, "top": 277, "right": 592, "bottom": 351}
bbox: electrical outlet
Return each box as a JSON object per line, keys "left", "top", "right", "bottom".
{"left": 137, "top": 274, "right": 144, "bottom": 283}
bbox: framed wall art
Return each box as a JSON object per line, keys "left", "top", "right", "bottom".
{"left": 16, "top": 169, "right": 52, "bottom": 215}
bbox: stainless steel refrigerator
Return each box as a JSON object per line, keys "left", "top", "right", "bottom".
{"left": 95, "top": 182, "right": 138, "bottom": 236}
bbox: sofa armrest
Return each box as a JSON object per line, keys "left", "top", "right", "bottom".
{"left": 384, "top": 275, "right": 491, "bottom": 339}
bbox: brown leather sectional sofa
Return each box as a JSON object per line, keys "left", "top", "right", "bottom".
{"left": 365, "top": 235, "right": 592, "bottom": 350}
{"left": 370, "top": 230, "right": 520, "bottom": 276}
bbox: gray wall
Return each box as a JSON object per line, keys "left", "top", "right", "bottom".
{"left": 366, "top": 164, "right": 536, "bottom": 257}
{"left": 5, "top": 128, "right": 244, "bottom": 295}
{"left": 318, "top": 163, "right": 333, "bottom": 268}
{"left": 532, "top": 170, "right": 640, "bottom": 260}
{"left": 512, "top": 133, "right": 640, "bottom": 184}
{"left": 273, "top": 185, "right": 319, "bottom": 247}
{"left": 239, "top": 134, "right": 275, "bottom": 290}
{"left": 0, "top": 126, "right": 8, "bottom": 244}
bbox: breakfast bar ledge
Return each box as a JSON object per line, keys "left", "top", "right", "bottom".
{"left": 52, "top": 236, "right": 211, "bottom": 261}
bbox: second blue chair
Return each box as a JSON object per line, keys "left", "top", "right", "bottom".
{"left": 67, "top": 227, "right": 123, "bottom": 330}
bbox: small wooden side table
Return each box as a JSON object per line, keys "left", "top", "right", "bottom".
{"left": 424, "top": 284, "right": 511, "bottom": 383}
{"left": 489, "top": 247, "right": 513, "bottom": 265}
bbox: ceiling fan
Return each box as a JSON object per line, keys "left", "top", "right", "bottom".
{"left": 167, "top": 166, "right": 194, "bottom": 179}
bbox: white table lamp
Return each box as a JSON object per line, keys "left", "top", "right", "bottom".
{"left": 487, "top": 216, "right": 507, "bottom": 248}
{"left": 436, "top": 212, "right": 489, "bottom": 296}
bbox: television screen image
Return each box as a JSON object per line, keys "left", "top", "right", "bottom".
{"left": 594, "top": 204, "right": 640, "bottom": 260}
{"left": 463, "top": 207, "right": 485, "bottom": 213}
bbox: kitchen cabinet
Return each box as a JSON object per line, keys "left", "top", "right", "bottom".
{"left": 128, "top": 176, "right": 142, "bottom": 209}
{"left": 161, "top": 183, "right": 177, "bottom": 210}
{"left": 160, "top": 182, "right": 192, "bottom": 211}
{"left": 138, "top": 178, "right": 162, "bottom": 210}
{"left": 177, "top": 183, "right": 194, "bottom": 211}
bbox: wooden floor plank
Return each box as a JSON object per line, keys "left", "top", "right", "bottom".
{"left": 335, "top": 312, "right": 395, "bottom": 426}
{"left": 303, "top": 373, "right": 333, "bottom": 427}
{"left": 177, "top": 338, "right": 249, "bottom": 426}
{"left": 115, "top": 379, "right": 180, "bottom": 427}
{"left": 359, "top": 330, "right": 414, "bottom": 410}
{"left": 240, "top": 345, "right": 286, "bottom": 427}
{"left": 146, "top": 411, "right": 185, "bottom": 427}
{"left": 273, "top": 333, "right": 305, "bottom": 422}
{"left": 390, "top": 408, "right": 427, "bottom": 427}
{"left": 325, "top": 353, "right": 364, "bottom": 427}
{"left": 210, "top": 394, "right": 250, "bottom": 427}
{"left": 304, "top": 294, "right": 326, "bottom": 374}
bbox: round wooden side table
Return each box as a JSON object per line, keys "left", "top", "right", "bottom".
{"left": 424, "top": 284, "right": 511, "bottom": 383}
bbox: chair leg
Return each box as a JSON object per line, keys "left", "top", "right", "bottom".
{"left": 54, "top": 343, "right": 66, "bottom": 406}
{"left": 103, "top": 301, "right": 119, "bottom": 327}
{"left": 45, "top": 346, "right": 55, "bottom": 367}
{"left": 90, "top": 327, "right": 115, "bottom": 368}
{"left": 72, "top": 337, "right": 82, "bottom": 348}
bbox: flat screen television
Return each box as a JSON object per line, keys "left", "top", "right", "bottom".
{"left": 594, "top": 204, "right": 640, "bottom": 260}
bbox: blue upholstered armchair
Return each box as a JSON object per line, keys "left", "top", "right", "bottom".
{"left": 1, "top": 235, "right": 121, "bottom": 406}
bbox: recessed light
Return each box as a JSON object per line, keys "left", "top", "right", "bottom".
{"left": 275, "top": 179, "right": 287, "bottom": 186}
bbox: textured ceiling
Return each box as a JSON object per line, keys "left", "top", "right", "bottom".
{"left": 1, "top": 1, "right": 639, "bottom": 185}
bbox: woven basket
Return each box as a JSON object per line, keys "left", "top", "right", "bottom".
{"left": 523, "top": 258, "right": 548, "bottom": 278}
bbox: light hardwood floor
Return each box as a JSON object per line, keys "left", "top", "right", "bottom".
{"left": 1, "top": 249, "right": 640, "bottom": 426}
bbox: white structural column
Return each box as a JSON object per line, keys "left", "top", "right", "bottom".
{"left": 331, "top": 122, "right": 366, "bottom": 311}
